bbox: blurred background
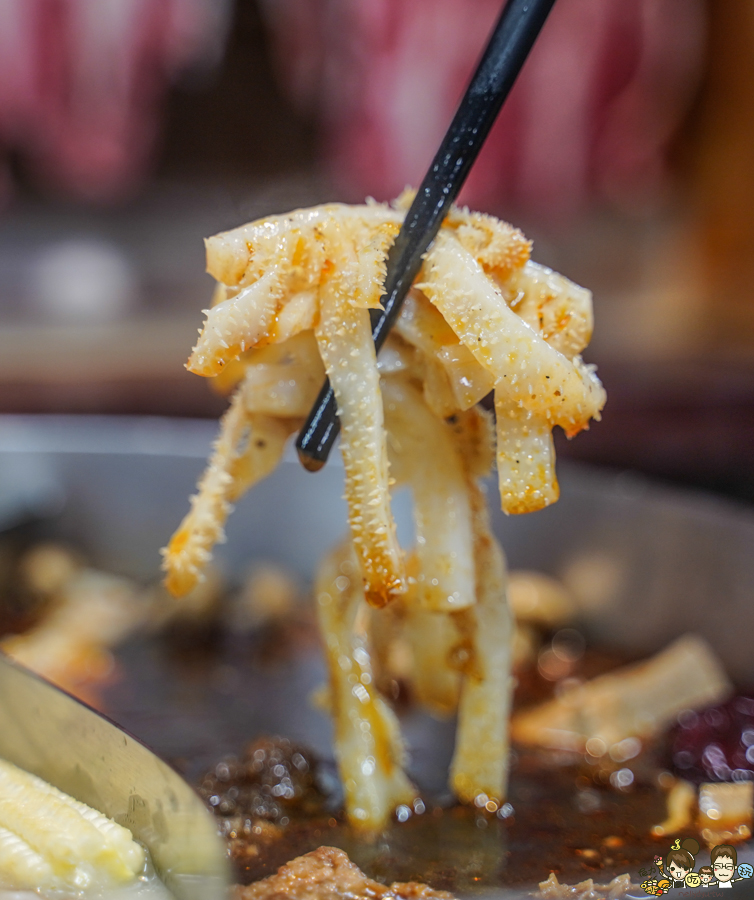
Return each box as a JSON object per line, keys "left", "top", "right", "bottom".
{"left": 0, "top": 0, "right": 752, "bottom": 503}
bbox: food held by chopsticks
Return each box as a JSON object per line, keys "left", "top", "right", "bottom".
{"left": 162, "top": 196, "right": 605, "bottom": 829}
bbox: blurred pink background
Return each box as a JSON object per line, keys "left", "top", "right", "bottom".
{"left": 260, "top": 0, "right": 705, "bottom": 218}
{"left": 0, "top": 0, "right": 706, "bottom": 217}
{"left": 0, "top": 0, "right": 231, "bottom": 203}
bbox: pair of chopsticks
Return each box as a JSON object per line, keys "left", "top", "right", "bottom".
{"left": 296, "top": 0, "right": 557, "bottom": 472}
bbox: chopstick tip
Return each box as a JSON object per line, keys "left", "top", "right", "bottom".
{"left": 297, "top": 447, "right": 326, "bottom": 473}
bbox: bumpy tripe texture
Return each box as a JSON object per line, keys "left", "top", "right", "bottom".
{"left": 162, "top": 195, "right": 605, "bottom": 829}
{"left": 0, "top": 758, "right": 144, "bottom": 891}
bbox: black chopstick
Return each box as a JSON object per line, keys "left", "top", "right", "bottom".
{"left": 296, "top": 0, "right": 557, "bottom": 472}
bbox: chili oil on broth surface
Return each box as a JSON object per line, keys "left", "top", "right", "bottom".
{"left": 185, "top": 637, "right": 674, "bottom": 893}
{"left": 0, "top": 539, "right": 741, "bottom": 894}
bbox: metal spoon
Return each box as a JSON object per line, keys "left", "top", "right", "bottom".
{"left": 0, "top": 652, "right": 229, "bottom": 900}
